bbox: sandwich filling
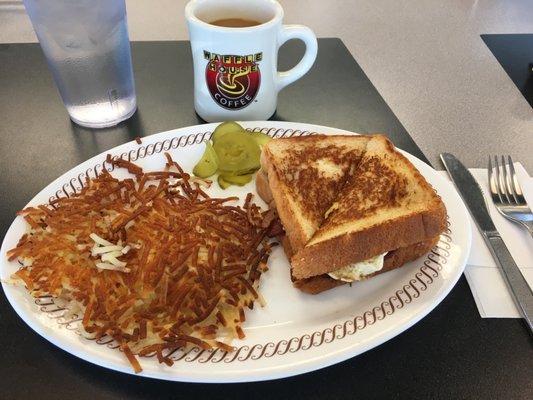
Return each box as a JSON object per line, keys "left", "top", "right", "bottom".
{"left": 327, "top": 252, "right": 387, "bottom": 282}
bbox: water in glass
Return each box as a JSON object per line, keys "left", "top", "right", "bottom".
{"left": 24, "top": 0, "right": 137, "bottom": 128}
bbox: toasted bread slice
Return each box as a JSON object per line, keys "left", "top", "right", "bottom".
{"left": 260, "top": 135, "right": 370, "bottom": 253}
{"left": 258, "top": 170, "right": 440, "bottom": 294}
{"left": 292, "top": 236, "right": 439, "bottom": 294}
{"left": 291, "top": 135, "right": 447, "bottom": 280}
{"left": 256, "top": 169, "right": 274, "bottom": 206}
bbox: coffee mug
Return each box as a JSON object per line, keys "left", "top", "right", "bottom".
{"left": 185, "top": 0, "right": 318, "bottom": 122}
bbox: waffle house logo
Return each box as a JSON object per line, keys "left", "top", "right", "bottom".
{"left": 204, "top": 51, "right": 262, "bottom": 110}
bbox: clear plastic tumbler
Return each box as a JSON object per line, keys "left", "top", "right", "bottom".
{"left": 23, "top": 0, "right": 137, "bottom": 128}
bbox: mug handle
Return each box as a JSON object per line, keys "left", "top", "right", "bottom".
{"left": 277, "top": 25, "right": 318, "bottom": 91}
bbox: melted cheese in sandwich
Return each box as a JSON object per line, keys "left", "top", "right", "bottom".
{"left": 328, "top": 252, "right": 387, "bottom": 282}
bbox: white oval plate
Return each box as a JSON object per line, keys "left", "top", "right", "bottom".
{"left": 0, "top": 122, "right": 471, "bottom": 383}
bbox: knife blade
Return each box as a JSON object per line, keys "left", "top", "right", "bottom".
{"left": 440, "top": 153, "right": 533, "bottom": 334}
{"left": 440, "top": 154, "right": 496, "bottom": 233}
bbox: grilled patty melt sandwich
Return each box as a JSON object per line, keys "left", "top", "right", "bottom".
{"left": 256, "top": 134, "right": 447, "bottom": 294}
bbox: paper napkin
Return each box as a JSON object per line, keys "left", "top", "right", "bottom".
{"left": 439, "top": 163, "right": 533, "bottom": 318}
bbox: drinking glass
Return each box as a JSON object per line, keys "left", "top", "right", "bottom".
{"left": 23, "top": 0, "right": 137, "bottom": 128}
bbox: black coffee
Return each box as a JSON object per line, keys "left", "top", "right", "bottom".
{"left": 210, "top": 18, "right": 262, "bottom": 28}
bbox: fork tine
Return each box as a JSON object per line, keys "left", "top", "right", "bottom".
{"left": 488, "top": 156, "right": 502, "bottom": 203}
{"left": 494, "top": 156, "right": 508, "bottom": 203}
{"left": 489, "top": 155, "right": 533, "bottom": 232}
{"left": 494, "top": 156, "right": 511, "bottom": 203}
{"left": 508, "top": 155, "right": 527, "bottom": 205}
{"left": 502, "top": 155, "right": 517, "bottom": 204}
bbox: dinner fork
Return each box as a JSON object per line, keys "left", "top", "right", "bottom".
{"left": 488, "top": 155, "right": 533, "bottom": 238}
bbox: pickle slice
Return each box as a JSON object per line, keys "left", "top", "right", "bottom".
{"left": 211, "top": 121, "right": 245, "bottom": 143}
{"left": 219, "top": 173, "right": 253, "bottom": 186}
{"left": 231, "top": 167, "right": 260, "bottom": 176}
{"left": 213, "top": 131, "right": 261, "bottom": 174}
{"left": 250, "top": 131, "right": 272, "bottom": 147}
{"left": 192, "top": 141, "right": 218, "bottom": 178}
{"left": 217, "top": 174, "right": 232, "bottom": 189}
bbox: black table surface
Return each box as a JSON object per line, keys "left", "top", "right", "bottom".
{"left": 482, "top": 34, "right": 533, "bottom": 108}
{"left": 0, "top": 39, "right": 531, "bottom": 400}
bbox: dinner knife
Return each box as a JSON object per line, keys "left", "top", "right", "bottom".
{"left": 440, "top": 153, "right": 533, "bottom": 334}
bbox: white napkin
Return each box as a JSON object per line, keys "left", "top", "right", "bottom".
{"left": 439, "top": 163, "right": 533, "bottom": 318}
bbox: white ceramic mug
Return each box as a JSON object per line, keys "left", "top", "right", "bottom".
{"left": 185, "top": 0, "right": 318, "bottom": 122}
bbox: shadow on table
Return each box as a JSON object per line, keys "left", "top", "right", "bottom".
{"left": 69, "top": 109, "right": 147, "bottom": 158}
{"left": 192, "top": 111, "right": 288, "bottom": 124}
{"left": 269, "top": 111, "right": 287, "bottom": 122}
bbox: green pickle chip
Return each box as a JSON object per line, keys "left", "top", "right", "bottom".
{"left": 220, "top": 173, "right": 253, "bottom": 186}
{"left": 195, "top": 121, "right": 268, "bottom": 188}
{"left": 250, "top": 131, "right": 272, "bottom": 147}
{"left": 213, "top": 131, "right": 261, "bottom": 174}
{"left": 217, "top": 175, "right": 232, "bottom": 190}
{"left": 192, "top": 141, "right": 218, "bottom": 178}
{"left": 211, "top": 121, "right": 245, "bottom": 143}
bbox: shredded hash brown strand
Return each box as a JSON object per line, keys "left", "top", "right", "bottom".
{"left": 7, "top": 153, "right": 274, "bottom": 372}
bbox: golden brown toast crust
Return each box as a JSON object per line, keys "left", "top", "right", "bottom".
{"left": 256, "top": 133, "right": 447, "bottom": 292}
{"left": 311, "top": 136, "right": 442, "bottom": 232}
{"left": 261, "top": 153, "right": 310, "bottom": 252}
{"left": 291, "top": 207, "right": 446, "bottom": 280}
{"left": 260, "top": 135, "right": 370, "bottom": 253}
{"left": 257, "top": 164, "right": 442, "bottom": 294}
{"left": 256, "top": 169, "right": 273, "bottom": 205}
{"left": 293, "top": 236, "right": 439, "bottom": 294}
{"left": 291, "top": 135, "right": 447, "bottom": 280}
